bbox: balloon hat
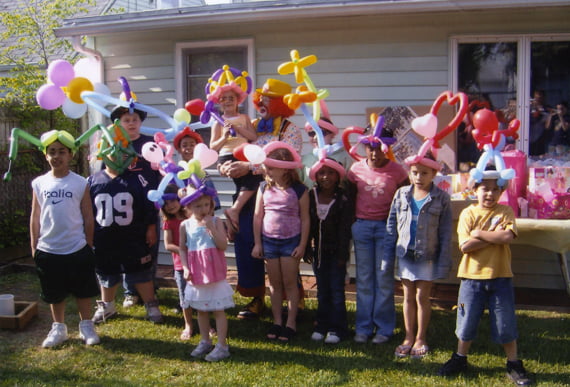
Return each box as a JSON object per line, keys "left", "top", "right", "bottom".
{"left": 341, "top": 114, "right": 397, "bottom": 163}
{"left": 404, "top": 91, "right": 469, "bottom": 171}
{"left": 180, "top": 173, "right": 218, "bottom": 207}
{"left": 96, "top": 122, "right": 138, "bottom": 174}
{"left": 199, "top": 65, "right": 253, "bottom": 135}
{"left": 309, "top": 152, "right": 346, "bottom": 181}
{"left": 469, "top": 108, "right": 520, "bottom": 188}
{"left": 173, "top": 126, "right": 203, "bottom": 151}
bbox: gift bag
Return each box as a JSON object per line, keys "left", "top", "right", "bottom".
{"left": 502, "top": 150, "right": 528, "bottom": 216}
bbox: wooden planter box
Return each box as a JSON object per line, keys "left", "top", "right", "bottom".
{"left": 0, "top": 301, "right": 38, "bottom": 329}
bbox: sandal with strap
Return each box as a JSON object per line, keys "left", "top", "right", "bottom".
{"left": 278, "top": 326, "right": 296, "bottom": 342}
{"left": 267, "top": 324, "right": 282, "bottom": 340}
{"left": 394, "top": 344, "right": 412, "bottom": 358}
{"left": 410, "top": 344, "right": 429, "bottom": 359}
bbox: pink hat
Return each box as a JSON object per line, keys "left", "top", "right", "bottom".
{"left": 404, "top": 155, "right": 442, "bottom": 171}
{"left": 262, "top": 141, "right": 303, "bottom": 169}
{"left": 205, "top": 65, "right": 252, "bottom": 105}
{"left": 309, "top": 155, "right": 345, "bottom": 181}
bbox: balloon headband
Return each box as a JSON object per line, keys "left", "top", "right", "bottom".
{"left": 309, "top": 153, "right": 345, "bottom": 181}
{"left": 404, "top": 91, "right": 469, "bottom": 172}
{"left": 262, "top": 141, "right": 303, "bottom": 169}
{"left": 180, "top": 174, "right": 218, "bottom": 207}
{"left": 40, "top": 130, "right": 77, "bottom": 153}
{"left": 469, "top": 108, "right": 520, "bottom": 188}
{"left": 358, "top": 116, "right": 396, "bottom": 152}
{"left": 205, "top": 65, "right": 252, "bottom": 105}
{"left": 97, "top": 122, "right": 138, "bottom": 174}
{"left": 173, "top": 126, "right": 203, "bottom": 151}
{"left": 161, "top": 193, "right": 179, "bottom": 202}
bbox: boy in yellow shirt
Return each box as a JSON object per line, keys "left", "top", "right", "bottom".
{"left": 438, "top": 169, "right": 532, "bottom": 386}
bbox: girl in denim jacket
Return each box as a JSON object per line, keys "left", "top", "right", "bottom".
{"left": 385, "top": 152, "right": 452, "bottom": 359}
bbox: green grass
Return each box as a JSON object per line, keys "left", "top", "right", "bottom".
{"left": 1, "top": 271, "right": 569, "bottom": 386}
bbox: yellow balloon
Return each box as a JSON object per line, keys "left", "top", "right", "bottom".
{"left": 66, "top": 77, "right": 94, "bottom": 104}
{"left": 173, "top": 108, "right": 191, "bottom": 124}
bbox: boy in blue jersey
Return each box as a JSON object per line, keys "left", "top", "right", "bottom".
{"left": 89, "top": 132, "right": 163, "bottom": 324}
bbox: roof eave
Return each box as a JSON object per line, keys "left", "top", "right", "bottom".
{"left": 55, "top": 0, "right": 570, "bottom": 38}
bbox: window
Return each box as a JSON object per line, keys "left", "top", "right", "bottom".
{"left": 175, "top": 39, "right": 254, "bottom": 145}
{"left": 452, "top": 35, "right": 570, "bottom": 164}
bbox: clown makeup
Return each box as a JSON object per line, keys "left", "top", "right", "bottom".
{"left": 315, "top": 165, "right": 340, "bottom": 193}
{"left": 410, "top": 164, "right": 436, "bottom": 193}
{"left": 365, "top": 144, "right": 388, "bottom": 169}
{"left": 179, "top": 136, "right": 197, "bottom": 162}
{"left": 119, "top": 112, "right": 143, "bottom": 141}
{"left": 475, "top": 179, "right": 503, "bottom": 209}
{"left": 45, "top": 141, "right": 72, "bottom": 177}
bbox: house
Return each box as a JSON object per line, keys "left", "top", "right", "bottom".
{"left": 53, "top": 0, "right": 570, "bottom": 293}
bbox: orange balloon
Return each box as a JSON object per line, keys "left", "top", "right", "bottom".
{"left": 66, "top": 77, "right": 94, "bottom": 104}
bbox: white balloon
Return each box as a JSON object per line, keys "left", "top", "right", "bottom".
{"left": 93, "top": 82, "right": 111, "bottom": 96}
{"left": 244, "top": 144, "right": 266, "bottom": 164}
{"left": 73, "top": 57, "right": 100, "bottom": 83}
{"left": 62, "top": 98, "right": 87, "bottom": 119}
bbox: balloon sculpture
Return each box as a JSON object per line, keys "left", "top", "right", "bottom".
{"left": 404, "top": 91, "right": 469, "bottom": 170}
{"left": 141, "top": 132, "right": 219, "bottom": 208}
{"left": 4, "top": 121, "right": 137, "bottom": 181}
{"left": 36, "top": 58, "right": 206, "bottom": 141}
{"left": 469, "top": 108, "right": 520, "bottom": 187}
{"left": 199, "top": 65, "right": 253, "bottom": 136}
{"left": 342, "top": 114, "right": 397, "bottom": 162}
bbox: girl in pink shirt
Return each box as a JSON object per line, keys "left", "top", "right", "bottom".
{"left": 252, "top": 142, "right": 309, "bottom": 342}
{"left": 347, "top": 129, "right": 408, "bottom": 344}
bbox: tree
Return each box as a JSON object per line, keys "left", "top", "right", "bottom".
{"left": 0, "top": 0, "right": 94, "bottom": 134}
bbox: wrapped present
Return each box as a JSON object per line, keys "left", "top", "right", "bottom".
{"left": 433, "top": 175, "right": 453, "bottom": 195}
{"left": 527, "top": 191, "right": 570, "bottom": 219}
{"left": 502, "top": 150, "right": 528, "bottom": 216}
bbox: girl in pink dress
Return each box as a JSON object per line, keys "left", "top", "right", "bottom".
{"left": 179, "top": 176, "right": 234, "bottom": 362}
{"left": 251, "top": 142, "right": 309, "bottom": 342}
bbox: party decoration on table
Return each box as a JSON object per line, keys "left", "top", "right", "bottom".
{"left": 199, "top": 65, "right": 253, "bottom": 136}
{"left": 469, "top": 108, "right": 521, "bottom": 187}
{"left": 404, "top": 91, "right": 469, "bottom": 171}
{"left": 342, "top": 113, "right": 397, "bottom": 162}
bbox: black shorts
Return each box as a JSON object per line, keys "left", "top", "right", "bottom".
{"left": 95, "top": 249, "right": 153, "bottom": 276}
{"left": 34, "top": 244, "right": 100, "bottom": 304}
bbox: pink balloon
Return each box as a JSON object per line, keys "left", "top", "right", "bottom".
{"left": 411, "top": 113, "right": 438, "bottom": 138}
{"left": 36, "top": 84, "right": 66, "bottom": 110}
{"left": 193, "top": 143, "right": 218, "bottom": 169}
{"left": 47, "top": 60, "right": 75, "bottom": 87}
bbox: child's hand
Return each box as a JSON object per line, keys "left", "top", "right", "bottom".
{"left": 183, "top": 267, "right": 191, "bottom": 282}
{"left": 251, "top": 244, "right": 264, "bottom": 259}
{"left": 204, "top": 215, "right": 215, "bottom": 231}
{"left": 291, "top": 245, "right": 305, "bottom": 260}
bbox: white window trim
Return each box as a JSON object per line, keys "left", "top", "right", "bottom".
{"left": 450, "top": 34, "right": 570, "bottom": 152}
{"left": 174, "top": 38, "right": 255, "bottom": 115}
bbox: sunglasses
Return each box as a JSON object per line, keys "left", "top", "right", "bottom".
{"left": 308, "top": 130, "right": 332, "bottom": 137}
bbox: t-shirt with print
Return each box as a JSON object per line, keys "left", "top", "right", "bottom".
{"left": 347, "top": 159, "right": 408, "bottom": 220}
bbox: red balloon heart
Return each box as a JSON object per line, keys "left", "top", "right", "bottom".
{"left": 430, "top": 91, "right": 469, "bottom": 148}
{"left": 185, "top": 99, "right": 205, "bottom": 116}
{"left": 342, "top": 126, "right": 366, "bottom": 161}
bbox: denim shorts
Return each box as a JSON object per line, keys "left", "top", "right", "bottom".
{"left": 34, "top": 244, "right": 100, "bottom": 304}
{"left": 455, "top": 278, "right": 518, "bottom": 344}
{"left": 262, "top": 234, "right": 301, "bottom": 259}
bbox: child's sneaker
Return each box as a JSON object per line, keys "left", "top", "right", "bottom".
{"left": 42, "top": 322, "right": 68, "bottom": 348}
{"left": 311, "top": 331, "right": 325, "bottom": 341}
{"left": 191, "top": 340, "right": 214, "bottom": 358}
{"left": 122, "top": 294, "right": 140, "bottom": 308}
{"left": 507, "top": 359, "right": 533, "bottom": 386}
{"left": 79, "top": 320, "right": 100, "bottom": 345}
{"left": 92, "top": 300, "right": 117, "bottom": 324}
{"left": 145, "top": 300, "right": 164, "bottom": 323}
{"left": 438, "top": 352, "right": 468, "bottom": 376}
{"left": 205, "top": 343, "right": 230, "bottom": 362}
{"left": 324, "top": 332, "right": 341, "bottom": 344}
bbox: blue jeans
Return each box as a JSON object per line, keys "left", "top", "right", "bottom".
{"left": 456, "top": 278, "right": 518, "bottom": 344}
{"left": 352, "top": 219, "right": 395, "bottom": 337}
{"left": 174, "top": 269, "right": 188, "bottom": 308}
{"left": 312, "top": 256, "right": 348, "bottom": 337}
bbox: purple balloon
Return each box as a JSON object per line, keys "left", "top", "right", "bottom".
{"left": 47, "top": 60, "right": 75, "bottom": 87}
{"left": 36, "top": 84, "right": 66, "bottom": 110}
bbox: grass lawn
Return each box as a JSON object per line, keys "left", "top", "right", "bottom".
{"left": 0, "top": 271, "right": 569, "bottom": 386}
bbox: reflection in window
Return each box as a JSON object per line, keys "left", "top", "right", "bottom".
{"left": 456, "top": 42, "right": 518, "bottom": 169}
{"left": 530, "top": 42, "right": 570, "bottom": 157}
